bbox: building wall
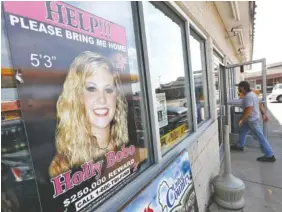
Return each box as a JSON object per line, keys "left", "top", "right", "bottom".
{"left": 178, "top": 1, "right": 242, "bottom": 86}
{"left": 188, "top": 121, "right": 220, "bottom": 211}
{"left": 175, "top": 2, "right": 242, "bottom": 211}
{"left": 178, "top": 1, "right": 240, "bottom": 64}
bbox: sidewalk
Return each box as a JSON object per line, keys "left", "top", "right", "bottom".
{"left": 209, "top": 99, "right": 282, "bottom": 212}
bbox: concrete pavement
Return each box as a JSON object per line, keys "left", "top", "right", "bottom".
{"left": 209, "top": 98, "right": 282, "bottom": 212}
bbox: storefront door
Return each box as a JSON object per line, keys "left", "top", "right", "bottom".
{"left": 218, "top": 64, "right": 229, "bottom": 159}
{"left": 213, "top": 54, "right": 226, "bottom": 160}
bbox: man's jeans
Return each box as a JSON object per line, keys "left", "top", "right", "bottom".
{"left": 238, "top": 121, "right": 274, "bottom": 157}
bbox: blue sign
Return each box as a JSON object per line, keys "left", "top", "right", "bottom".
{"left": 122, "top": 150, "right": 198, "bottom": 212}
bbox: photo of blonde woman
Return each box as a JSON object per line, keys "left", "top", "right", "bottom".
{"left": 49, "top": 51, "right": 129, "bottom": 177}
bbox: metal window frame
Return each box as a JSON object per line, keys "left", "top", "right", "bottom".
{"left": 167, "top": 2, "right": 213, "bottom": 131}
{"left": 148, "top": 1, "right": 195, "bottom": 154}
{"left": 213, "top": 49, "right": 224, "bottom": 65}
{"left": 213, "top": 47, "right": 224, "bottom": 60}
{"left": 189, "top": 28, "right": 212, "bottom": 128}
{"left": 165, "top": 1, "right": 214, "bottom": 131}
{"left": 99, "top": 2, "right": 216, "bottom": 211}
{"left": 212, "top": 47, "right": 225, "bottom": 160}
{"left": 212, "top": 48, "right": 228, "bottom": 164}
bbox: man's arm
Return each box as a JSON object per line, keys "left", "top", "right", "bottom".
{"left": 238, "top": 94, "right": 253, "bottom": 127}
{"left": 259, "top": 102, "right": 265, "bottom": 115}
{"left": 238, "top": 106, "right": 253, "bottom": 127}
{"left": 259, "top": 102, "right": 269, "bottom": 122}
{"left": 240, "top": 106, "right": 253, "bottom": 122}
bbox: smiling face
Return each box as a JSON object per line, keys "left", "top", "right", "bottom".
{"left": 83, "top": 66, "right": 117, "bottom": 130}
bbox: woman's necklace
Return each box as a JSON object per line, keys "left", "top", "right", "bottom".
{"left": 97, "top": 140, "right": 110, "bottom": 150}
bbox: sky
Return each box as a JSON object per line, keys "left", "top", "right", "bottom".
{"left": 253, "top": 0, "right": 282, "bottom": 64}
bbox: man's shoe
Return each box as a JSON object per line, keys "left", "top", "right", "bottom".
{"left": 257, "top": 155, "right": 276, "bottom": 162}
{"left": 230, "top": 144, "right": 244, "bottom": 151}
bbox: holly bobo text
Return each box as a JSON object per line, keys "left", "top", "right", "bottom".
{"left": 50, "top": 145, "right": 136, "bottom": 198}
{"left": 63, "top": 159, "right": 134, "bottom": 210}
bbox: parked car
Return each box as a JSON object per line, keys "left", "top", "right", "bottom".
{"left": 159, "top": 106, "right": 188, "bottom": 137}
{"left": 167, "top": 106, "right": 188, "bottom": 124}
{"left": 269, "top": 83, "right": 282, "bottom": 103}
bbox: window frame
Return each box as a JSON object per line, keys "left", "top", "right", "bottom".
{"left": 99, "top": 2, "right": 215, "bottom": 211}
{"left": 212, "top": 48, "right": 225, "bottom": 160}
{"left": 142, "top": 1, "right": 194, "bottom": 156}
{"left": 189, "top": 27, "right": 211, "bottom": 127}
{"left": 213, "top": 49, "right": 224, "bottom": 64}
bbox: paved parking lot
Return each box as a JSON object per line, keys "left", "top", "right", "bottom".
{"left": 268, "top": 95, "right": 282, "bottom": 126}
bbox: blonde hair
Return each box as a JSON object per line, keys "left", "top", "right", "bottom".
{"left": 52, "top": 51, "right": 128, "bottom": 170}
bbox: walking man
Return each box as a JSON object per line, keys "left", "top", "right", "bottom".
{"left": 231, "top": 81, "right": 276, "bottom": 162}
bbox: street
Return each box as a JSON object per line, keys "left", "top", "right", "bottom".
{"left": 268, "top": 95, "right": 282, "bottom": 127}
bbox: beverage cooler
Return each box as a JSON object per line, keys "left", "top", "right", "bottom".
{"left": 1, "top": 71, "right": 41, "bottom": 212}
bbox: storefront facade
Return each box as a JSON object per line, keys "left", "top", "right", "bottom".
{"left": 1, "top": 1, "right": 255, "bottom": 212}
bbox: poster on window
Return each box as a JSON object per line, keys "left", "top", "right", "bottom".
{"left": 121, "top": 150, "right": 198, "bottom": 212}
{"left": 3, "top": 1, "right": 147, "bottom": 212}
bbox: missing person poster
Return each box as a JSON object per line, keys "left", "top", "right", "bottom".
{"left": 3, "top": 2, "right": 147, "bottom": 211}
{"left": 121, "top": 150, "right": 199, "bottom": 212}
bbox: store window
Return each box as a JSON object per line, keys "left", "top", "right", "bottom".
{"left": 143, "top": 2, "right": 192, "bottom": 154}
{"left": 2, "top": 1, "right": 152, "bottom": 211}
{"left": 189, "top": 29, "right": 210, "bottom": 124}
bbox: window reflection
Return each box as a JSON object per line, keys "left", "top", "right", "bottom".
{"left": 143, "top": 2, "right": 191, "bottom": 154}
{"left": 190, "top": 30, "right": 210, "bottom": 124}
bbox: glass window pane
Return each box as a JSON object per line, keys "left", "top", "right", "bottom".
{"left": 2, "top": 1, "right": 152, "bottom": 211}
{"left": 190, "top": 30, "right": 210, "bottom": 124}
{"left": 143, "top": 2, "right": 192, "bottom": 155}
